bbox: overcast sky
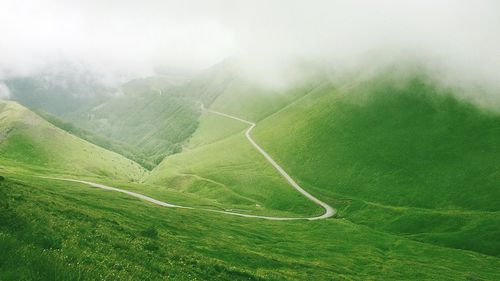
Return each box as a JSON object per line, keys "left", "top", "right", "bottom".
{"left": 1, "top": 0, "right": 499, "bottom": 91}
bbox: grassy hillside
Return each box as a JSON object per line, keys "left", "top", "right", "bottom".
{"left": 72, "top": 76, "right": 201, "bottom": 168}
{"left": 7, "top": 73, "right": 202, "bottom": 169}
{"left": 146, "top": 63, "right": 337, "bottom": 216}
{"left": 7, "top": 61, "right": 305, "bottom": 170}
{"left": 0, "top": 101, "right": 146, "bottom": 181}
{"left": 1, "top": 65, "right": 498, "bottom": 279}
{"left": 34, "top": 109, "right": 153, "bottom": 169}
{"left": 205, "top": 76, "right": 323, "bottom": 122}
{"left": 1, "top": 175, "right": 499, "bottom": 280}
{"left": 252, "top": 76, "right": 500, "bottom": 255}
{"left": 148, "top": 111, "right": 322, "bottom": 217}
{"left": 148, "top": 70, "right": 500, "bottom": 255}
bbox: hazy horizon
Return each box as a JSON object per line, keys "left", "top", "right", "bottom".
{"left": 1, "top": 0, "right": 499, "bottom": 99}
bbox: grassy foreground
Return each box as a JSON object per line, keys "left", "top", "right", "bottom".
{"left": 1, "top": 175, "right": 499, "bottom": 280}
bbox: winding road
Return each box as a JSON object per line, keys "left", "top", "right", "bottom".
{"left": 44, "top": 106, "right": 336, "bottom": 221}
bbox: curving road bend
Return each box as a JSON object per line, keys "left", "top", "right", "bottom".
{"left": 203, "top": 107, "right": 335, "bottom": 220}
{"left": 40, "top": 106, "right": 335, "bottom": 221}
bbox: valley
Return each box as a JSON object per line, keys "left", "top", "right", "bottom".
{"left": 2, "top": 2, "right": 500, "bottom": 280}
{"left": 1, "top": 65, "right": 499, "bottom": 280}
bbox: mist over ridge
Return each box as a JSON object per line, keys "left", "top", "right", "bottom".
{"left": 0, "top": 0, "right": 499, "bottom": 106}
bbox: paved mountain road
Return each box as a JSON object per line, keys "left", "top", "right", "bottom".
{"left": 43, "top": 107, "right": 336, "bottom": 221}
{"left": 204, "top": 107, "right": 335, "bottom": 220}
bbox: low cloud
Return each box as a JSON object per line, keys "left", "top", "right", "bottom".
{"left": 0, "top": 1, "right": 499, "bottom": 101}
{"left": 0, "top": 83, "right": 11, "bottom": 100}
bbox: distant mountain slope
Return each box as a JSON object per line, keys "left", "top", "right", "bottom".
{"left": 5, "top": 70, "right": 202, "bottom": 169}
{"left": 5, "top": 66, "right": 112, "bottom": 116}
{"left": 34, "top": 109, "right": 153, "bottom": 169}
{"left": 194, "top": 61, "right": 326, "bottom": 122}
{"left": 5, "top": 61, "right": 289, "bottom": 169}
{"left": 252, "top": 75, "right": 500, "bottom": 255}
{"left": 0, "top": 101, "right": 146, "bottom": 181}
{"left": 67, "top": 65, "right": 246, "bottom": 168}
{"left": 72, "top": 79, "right": 201, "bottom": 167}
{"left": 67, "top": 62, "right": 250, "bottom": 168}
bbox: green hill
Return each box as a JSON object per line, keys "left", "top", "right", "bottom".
{"left": 147, "top": 109, "right": 322, "bottom": 217}
{"left": 67, "top": 76, "right": 201, "bottom": 168}
{"left": 34, "top": 109, "right": 155, "bottom": 170}
{"left": 148, "top": 70, "right": 500, "bottom": 256}
{"left": 252, "top": 75, "right": 500, "bottom": 255}
{"left": 7, "top": 72, "right": 204, "bottom": 170}
{"left": 69, "top": 62, "right": 271, "bottom": 169}
{"left": 0, "top": 101, "right": 146, "bottom": 181}
{"left": 146, "top": 63, "right": 332, "bottom": 216}
{"left": 6, "top": 61, "right": 293, "bottom": 170}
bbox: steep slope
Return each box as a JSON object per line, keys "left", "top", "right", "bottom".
{"left": 196, "top": 62, "right": 325, "bottom": 122}
{"left": 69, "top": 61, "right": 282, "bottom": 168}
{"left": 6, "top": 61, "right": 306, "bottom": 170}
{"left": 6, "top": 71, "right": 201, "bottom": 169}
{"left": 69, "top": 76, "right": 201, "bottom": 168}
{"left": 0, "top": 101, "right": 146, "bottom": 181}
{"left": 34, "top": 109, "right": 150, "bottom": 169}
{"left": 252, "top": 76, "right": 500, "bottom": 255}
